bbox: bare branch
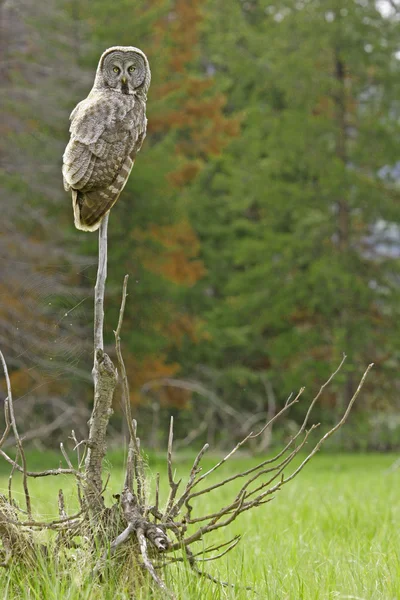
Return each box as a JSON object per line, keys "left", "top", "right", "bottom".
{"left": 163, "top": 535, "right": 241, "bottom": 567}
{"left": 169, "top": 443, "right": 209, "bottom": 520}
{"left": 166, "top": 359, "right": 372, "bottom": 555}
{"left": 124, "top": 441, "right": 135, "bottom": 492}
{"left": 0, "top": 448, "right": 80, "bottom": 478}
{"left": 183, "top": 545, "right": 252, "bottom": 591}
{"left": 136, "top": 527, "right": 175, "bottom": 599}
{"left": 0, "top": 350, "right": 31, "bottom": 517}
{"left": 114, "top": 274, "right": 135, "bottom": 441}
{"left": 278, "top": 363, "right": 374, "bottom": 487}
{"left": 0, "top": 399, "right": 11, "bottom": 448}
{"left": 58, "top": 489, "right": 67, "bottom": 520}
{"left": 4, "top": 510, "right": 84, "bottom": 530}
{"left": 131, "top": 420, "right": 145, "bottom": 505}
{"left": 164, "top": 417, "right": 181, "bottom": 519}
{"left": 84, "top": 214, "right": 118, "bottom": 512}
{"left": 8, "top": 448, "right": 20, "bottom": 506}
{"left": 114, "top": 277, "right": 146, "bottom": 503}
{"left": 94, "top": 213, "right": 109, "bottom": 354}
{"left": 109, "top": 522, "right": 135, "bottom": 556}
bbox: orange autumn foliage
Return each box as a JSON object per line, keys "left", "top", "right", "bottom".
{"left": 124, "top": 354, "right": 190, "bottom": 408}
{"left": 7, "top": 368, "right": 68, "bottom": 399}
{"left": 134, "top": 220, "right": 206, "bottom": 286}
{"left": 148, "top": 0, "right": 240, "bottom": 167}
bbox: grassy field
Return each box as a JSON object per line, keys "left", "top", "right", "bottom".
{"left": 1, "top": 451, "right": 400, "bottom": 599}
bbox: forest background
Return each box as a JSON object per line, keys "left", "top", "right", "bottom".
{"left": 1, "top": 0, "right": 400, "bottom": 452}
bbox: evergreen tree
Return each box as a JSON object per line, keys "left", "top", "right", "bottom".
{"left": 189, "top": 0, "right": 400, "bottom": 416}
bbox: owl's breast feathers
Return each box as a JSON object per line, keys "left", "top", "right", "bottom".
{"left": 62, "top": 91, "right": 146, "bottom": 231}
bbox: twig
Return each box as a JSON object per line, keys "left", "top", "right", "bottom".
{"left": 277, "top": 363, "right": 374, "bottom": 488}
{"left": 184, "top": 546, "right": 253, "bottom": 591}
{"left": 136, "top": 526, "right": 175, "bottom": 599}
{"left": 0, "top": 350, "right": 31, "bottom": 517}
{"left": 60, "top": 442, "right": 83, "bottom": 510}
{"left": 161, "top": 535, "right": 241, "bottom": 567}
{"left": 92, "top": 520, "right": 136, "bottom": 579}
{"left": 198, "top": 535, "right": 241, "bottom": 562}
{"left": 167, "top": 360, "right": 372, "bottom": 553}
{"left": 0, "top": 399, "right": 11, "bottom": 448}
{"left": 3, "top": 509, "right": 84, "bottom": 530}
{"left": 114, "top": 275, "right": 133, "bottom": 429}
{"left": 148, "top": 472, "right": 161, "bottom": 522}
{"left": 124, "top": 441, "right": 135, "bottom": 491}
{"left": 164, "top": 417, "right": 181, "bottom": 519}
{"left": 183, "top": 362, "right": 345, "bottom": 505}
{"left": 70, "top": 431, "right": 81, "bottom": 465}
{"left": 155, "top": 472, "right": 160, "bottom": 516}
{"left": 0, "top": 449, "right": 80, "bottom": 478}
{"left": 131, "top": 420, "right": 145, "bottom": 506}
{"left": 114, "top": 277, "right": 146, "bottom": 503}
{"left": 69, "top": 431, "right": 84, "bottom": 509}
{"left": 109, "top": 522, "right": 135, "bottom": 554}
{"left": 169, "top": 443, "right": 209, "bottom": 519}
{"left": 94, "top": 213, "right": 109, "bottom": 354}
{"left": 192, "top": 387, "right": 304, "bottom": 489}
{"left": 8, "top": 448, "right": 20, "bottom": 506}
{"left": 60, "top": 442, "right": 74, "bottom": 470}
{"left": 58, "top": 489, "right": 67, "bottom": 519}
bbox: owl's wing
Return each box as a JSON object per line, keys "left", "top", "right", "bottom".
{"left": 75, "top": 153, "right": 135, "bottom": 231}
{"left": 62, "top": 93, "right": 132, "bottom": 190}
{"left": 64, "top": 94, "right": 147, "bottom": 232}
{"left": 69, "top": 93, "right": 129, "bottom": 144}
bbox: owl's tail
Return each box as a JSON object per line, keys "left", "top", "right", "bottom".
{"left": 72, "top": 156, "right": 134, "bottom": 232}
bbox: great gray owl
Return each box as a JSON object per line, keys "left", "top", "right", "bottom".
{"left": 62, "top": 46, "right": 151, "bottom": 231}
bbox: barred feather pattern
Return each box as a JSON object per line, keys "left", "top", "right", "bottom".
{"left": 62, "top": 46, "right": 151, "bottom": 232}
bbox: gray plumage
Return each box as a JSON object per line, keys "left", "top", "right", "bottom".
{"left": 62, "top": 46, "right": 151, "bottom": 231}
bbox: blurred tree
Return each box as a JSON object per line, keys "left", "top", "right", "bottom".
{"left": 0, "top": 0, "right": 95, "bottom": 440}
{"left": 188, "top": 0, "right": 400, "bottom": 417}
{"left": 0, "top": 0, "right": 92, "bottom": 381}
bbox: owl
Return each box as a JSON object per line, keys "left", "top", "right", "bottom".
{"left": 62, "top": 46, "right": 151, "bottom": 231}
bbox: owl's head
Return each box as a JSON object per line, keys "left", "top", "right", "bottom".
{"left": 94, "top": 46, "right": 151, "bottom": 97}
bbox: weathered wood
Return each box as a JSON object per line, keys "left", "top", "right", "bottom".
{"left": 84, "top": 215, "right": 117, "bottom": 512}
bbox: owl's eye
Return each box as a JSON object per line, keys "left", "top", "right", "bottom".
{"left": 128, "top": 65, "right": 136, "bottom": 73}
{"left": 113, "top": 66, "right": 120, "bottom": 74}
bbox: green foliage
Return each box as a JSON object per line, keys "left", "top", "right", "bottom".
{"left": 187, "top": 0, "right": 400, "bottom": 416}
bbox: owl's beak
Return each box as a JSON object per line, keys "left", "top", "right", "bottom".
{"left": 121, "top": 76, "right": 127, "bottom": 85}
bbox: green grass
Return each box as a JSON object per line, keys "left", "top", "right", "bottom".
{"left": 1, "top": 452, "right": 400, "bottom": 599}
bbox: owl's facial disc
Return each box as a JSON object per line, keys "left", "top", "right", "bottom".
{"left": 101, "top": 50, "right": 147, "bottom": 94}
